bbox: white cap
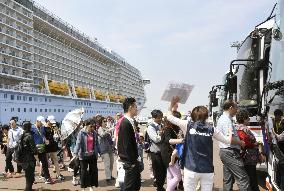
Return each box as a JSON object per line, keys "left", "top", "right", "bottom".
{"left": 47, "top": 115, "right": 56, "bottom": 124}
{"left": 36, "top": 116, "right": 45, "bottom": 123}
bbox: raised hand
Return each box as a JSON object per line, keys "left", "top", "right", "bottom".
{"left": 170, "top": 96, "right": 180, "bottom": 111}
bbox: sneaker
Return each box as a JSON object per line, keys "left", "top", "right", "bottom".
{"left": 45, "top": 178, "right": 55, "bottom": 184}
{"left": 115, "top": 180, "right": 120, "bottom": 188}
{"left": 67, "top": 167, "right": 74, "bottom": 172}
{"left": 111, "top": 176, "right": 115, "bottom": 180}
{"left": 14, "top": 172, "right": 21, "bottom": 178}
{"left": 56, "top": 174, "right": 65, "bottom": 181}
{"left": 38, "top": 175, "right": 45, "bottom": 180}
{"left": 60, "top": 164, "right": 66, "bottom": 170}
{"left": 72, "top": 178, "right": 78, "bottom": 186}
{"left": 4, "top": 172, "right": 13, "bottom": 178}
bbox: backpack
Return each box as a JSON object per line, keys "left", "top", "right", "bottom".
{"left": 144, "top": 130, "right": 151, "bottom": 153}
{"left": 12, "top": 134, "right": 25, "bottom": 164}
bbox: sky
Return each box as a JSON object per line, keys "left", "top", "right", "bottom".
{"left": 33, "top": 0, "right": 277, "bottom": 116}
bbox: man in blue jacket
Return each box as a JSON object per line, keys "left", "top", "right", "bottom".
{"left": 31, "top": 116, "right": 54, "bottom": 184}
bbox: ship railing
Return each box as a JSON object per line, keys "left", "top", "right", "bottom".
{"left": 31, "top": 1, "right": 127, "bottom": 65}
{"left": 0, "top": 83, "right": 43, "bottom": 93}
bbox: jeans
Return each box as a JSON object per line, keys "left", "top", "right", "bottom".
{"left": 5, "top": 147, "right": 22, "bottom": 173}
{"left": 80, "top": 155, "right": 98, "bottom": 188}
{"left": 183, "top": 168, "right": 214, "bottom": 191}
{"left": 101, "top": 151, "right": 114, "bottom": 179}
{"left": 123, "top": 161, "right": 141, "bottom": 191}
{"left": 151, "top": 152, "right": 167, "bottom": 191}
{"left": 219, "top": 149, "right": 251, "bottom": 191}
{"left": 166, "top": 162, "right": 182, "bottom": 191}
{"left": 24, "top": 164, "right": 35, "bottom": 191}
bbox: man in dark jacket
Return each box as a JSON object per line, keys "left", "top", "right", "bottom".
{"left": 117, "top": 97, "right": 141, "bottom": 191}
{"left": 21, "top": 122, "right": 37, "bottom": 191}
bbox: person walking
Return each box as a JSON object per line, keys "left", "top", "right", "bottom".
{"left": 236, "top": 109, "right": 262, "bottom": 191}
{"left": 161, "top": 111, "right": 183, "bottom": 191}
{"left": 147, "top": 109, "right": 167, "bottom": 191}
{"left": 45, "top": 115, "right": 65, "bottom": 181}
{"left": 0, "top": 124, "right": 9, "bottom": 176}
{"left": 31, "top": 116, "right": 54, "bottom": 184}
{"left": 6, "top": 119, "right": 23, "bottom": 178}
{"left": 74, "top": 118, "right": 100, "bottom": 191}
{"left": 217, "top": 100, "right": 251, "bottom": 191}
{"left": 117, "top": 97, "right": 141, "bottom": 191}
{"left": 98, "top": 116, "right": 115, "bottom": 183}
{"left": 166, "top": 97, "right": 244, "bottom": 191}
{"left": 21, "top": 122, "right": 37, "bottom": 191}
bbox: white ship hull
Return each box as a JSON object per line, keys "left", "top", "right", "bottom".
{"left": 0, "top": 88, "right": 125, "bottom": 124}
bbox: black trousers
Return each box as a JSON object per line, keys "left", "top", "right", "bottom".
{"left": 5, "top": 148, "right": 22, "bottom": 173}
{"left": 73, "top": 158, "right": 80, "bottom": 177}
{"left": 244, "top": 165, "right": 260, "bottom": 191}
{"left": 150, "top": 152, "right": 167, "bottom": 191}
{"left": 38, "top": 152, "right": 50, "bottom": 179}
{"left": 80, "top": 155, "right": 98, "bottom": 188}
{"left": 123, "top": 161, "right": 141, "bottom": 191}
{"left": 24, "top": 164, "right": 35, "bottom": 191}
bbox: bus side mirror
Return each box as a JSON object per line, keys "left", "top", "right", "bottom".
{"left": 210, "top": 91, "right": 219, "bottom": 107}
{"left": 227, "top": 76, "right": 237, "bottom": 94}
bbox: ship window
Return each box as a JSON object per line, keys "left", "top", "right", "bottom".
{"left": 4, "top": 94, "right": 7, "bottom": 99}
{"left": 29, "top": 108, "right": 32, "bottom": 112}
{"left": 45, "top": 109, "right": 47, "bottom": 112}
{"left": 54, "top": 109, "right": 56, "bottom": 112}
{"left": 58, "top": 109, "right": 60, "bottom": 112}
{"left": 11, "top": 108, "right": 14, "bottom": 112}
{"left": 24, "top": 108, "right": 26, "bottom": 112}
{"left": 29, "top": 97, "right": 32, "bottom": 101}
{"left": 45, "top": 98, "right": 47, "bottom": 102}
{"left": 11, "top": 95, "right": 14, "bottom": 100}
{"left": 89, "top": 103, "right": 91, "bottom": 106}
{"left": 40, "top": 109, "right": 42, "bottom": 112}
{"left": 18, "top": 108, "right": 20, "bottom": 112}
{"left": 62, "top": 109, "right": 64, "bottom": 112}
{"left": 5, "top": 109, "right": 6, "bottom": 111}
{"left": 35, "top": 108, "right": 37, "bottom": 112}
{"left": 17, "top": 96, "right": 21, "bottom": 100}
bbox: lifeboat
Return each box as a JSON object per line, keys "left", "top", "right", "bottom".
{"left": 119, "top": 95, "right": 126, "bottom": 103}
{"left": 48, "top": 80, "right": 69, "bottom": 96}
{"left": 109, "top": 93, "right": 116, "bottom": 102}
{"left": 75, "top": 86, "right": 90, "bottom": 98}
{"left": 94, "top": 90, "right": 106, "bottom": 100}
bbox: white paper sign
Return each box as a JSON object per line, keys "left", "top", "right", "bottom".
{"left": 161, "top": 81, "right": 194, "bottom": 104}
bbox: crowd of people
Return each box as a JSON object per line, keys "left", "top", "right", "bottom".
{"left": 0, "top": 97, "right": 283, "bottom": 191}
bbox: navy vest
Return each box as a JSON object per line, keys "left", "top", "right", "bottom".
{"left": 183, "top": 121, "right": 214, "bottom": 173}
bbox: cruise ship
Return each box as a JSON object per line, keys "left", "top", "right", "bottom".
{"left": 0, "top": 0, "right": 149, "bottom": 124}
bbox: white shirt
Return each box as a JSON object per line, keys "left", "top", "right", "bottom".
{"left": 216, "top": 112, "right": 240, "bottom": 149}
{"left": 8, "top": 126, "right": 23, "bottom": 148}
